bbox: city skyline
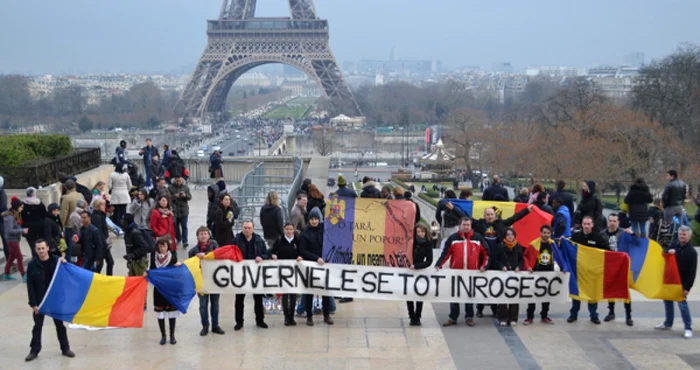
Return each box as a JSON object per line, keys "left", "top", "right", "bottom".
{"left": 1, "top": 0, "right": 699, "bottom": 75}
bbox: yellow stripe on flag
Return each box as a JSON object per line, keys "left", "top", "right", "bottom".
{"left": 473, "top": 201, "right": 516, "bottom": 219}
{"left": 74, "top": 274, "right": 127, "bottom": 327}
{"left": 353, "top": 202, "right": 386, "bottom": 264}
{"left": 184, "top": 256, "right": 203, "bottom": 292}
{"left": 576, "top": 247, "right": 605, "bottom": 302}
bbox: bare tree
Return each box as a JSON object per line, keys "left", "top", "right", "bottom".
{"left": 443, "top": 107, "right": 488, "bottom": 183}
{"left": 313, "top": 126, "right": 335, "bottom": 156}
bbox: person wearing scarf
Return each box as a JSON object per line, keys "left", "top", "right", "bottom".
{"left": 188, "top": 226, "right": 224, "bottom": 336}
{"left": 406, "top": 223, "right": 434, "bottom": 326}
{"left": 270, "top": 223, "right": 303, "bottom": 326}
{"left": 3, "top": 197, "right": 27, "bottom": 280}
{"left": 149, "top": 238, "right": 180, "bottom": 345}
{"left": 21, "top": 187, "right": 46, "bottom": 259}
{"left": 492, "top": 228, "right": 530, "bottom": 327}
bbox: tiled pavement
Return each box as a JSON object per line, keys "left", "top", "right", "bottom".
{"left": 1, "top": 189, "right": 699, "bottom": 369}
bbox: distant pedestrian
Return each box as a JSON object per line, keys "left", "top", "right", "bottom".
{"left": 139, "top": 139, "right": 159, "bottom": 188}
{"left": 662, "top": 170, "right": 686, "bottom": 224}
{"left": 150, "top": 195, "right": 177, "bottom": 252}
{"left": 260, "top": 191, "right": 284, "bottom": 248}
{"left": 209, "top": 150, "right": 223, "bottom": 182}
{"left": 2, "top": 197, "right": 28, "bottom": 280}
{"left": 0, "top": 176, "right": 7, "bottom": 260}
{"left": 22, "top": 187, "right": 47, "bottom": 259}
{"left": 306, "top": 184, "right": 326, "bottom": 215}
{"left": 483, "top": 175, "right": 509, "bottom": 201}
{"left": 114, "top": 140, "right": 127, "bottom": 167}
{"left": 109, "top": 163, "right": 132, "bottom": 226}
{"left": 625, "top": 178, "right": 653, "bottom": 237}
{"left": 169, "top": 177, "right": 192, "bottom": 249}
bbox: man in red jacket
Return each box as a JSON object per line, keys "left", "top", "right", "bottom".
{"left": 436, "top": 216, "right": 488, "bottom": 327}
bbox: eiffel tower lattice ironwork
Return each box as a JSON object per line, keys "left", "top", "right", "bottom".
{"left": 176, "top": 0, "right": 361, "bottom": 121}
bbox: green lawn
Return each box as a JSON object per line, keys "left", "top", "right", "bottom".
{"left": 288, "top": 96, "right": 318, "bottom": 105}
{"left": 263, "top": 105, "right": 311, "bottom": 119}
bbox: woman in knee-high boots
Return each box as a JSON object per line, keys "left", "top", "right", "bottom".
{"left": 149, "top": 238, "right": 180, "bottom": 345}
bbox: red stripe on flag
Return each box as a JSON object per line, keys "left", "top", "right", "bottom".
{"left": 602, "top": 251, "right": 630, "bottom": 300}
{"left": 663, "top": 254, "right": 682, "bottom": 285}
{"left": 108, "top": 277, "right": 148, "bottom": 328}
{"left": 513, "top": 207, "right": 553, "bottom": 247}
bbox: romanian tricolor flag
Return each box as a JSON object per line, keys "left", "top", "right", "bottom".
{"left": 39, "top": 263, "right": 148, "bottom": 328}
{"left": 451, "top": 200, "right": 554, "bottom": 246}
{"left": 616, "top": 233, "right": 684, "bottom": 301}
{"left": 322, "top": 196, "right": 416, "bottom": 267}
{"left": 147, "top": 245, "right": 244, "bottom": 313}
{"left": 558, "top": 239, "right": 630, "bottom": 302}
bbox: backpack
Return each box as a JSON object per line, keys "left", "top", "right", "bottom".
{"left": 139, "top": 228, "right": 156, "bottom": 254}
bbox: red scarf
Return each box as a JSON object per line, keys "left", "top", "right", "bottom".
{"left": 198, "top": 240, "right": 211, "bottom": 253}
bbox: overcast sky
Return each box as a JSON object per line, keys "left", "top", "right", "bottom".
{"left": 1, "top": 0, "right": 699, "bottom": 75}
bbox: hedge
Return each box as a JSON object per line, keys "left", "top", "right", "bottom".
{"left": 419, "top": 193, "right": 438, "bottom": 206}
{"left": 0, "top": 134, "right": 73, "bottom": 167}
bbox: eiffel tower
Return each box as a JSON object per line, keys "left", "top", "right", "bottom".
{"left": 176, "top": 0, "right": 361, "bottom": 122}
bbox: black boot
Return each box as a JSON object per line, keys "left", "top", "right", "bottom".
{"left": 169, "top": 318, "right": 177, "bottom": 345}
{"left": 158, "top": 318, "right": 166, "bottom": 345}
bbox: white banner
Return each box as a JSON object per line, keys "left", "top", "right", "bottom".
{"left": 202, "top": 260, "right": 570, "bottom": 304}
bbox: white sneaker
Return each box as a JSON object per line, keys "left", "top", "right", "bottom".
{"left": 499, "top": 321, "right": 507, "bottom": 327}
{"left": 655, "top": 323, "right": 671, "bottom": 330}
{"left": 510, "top": 321, "right": 517, "bottom": 327}
{"left": 685, "top": 330, "right": 693, "bottom": 339}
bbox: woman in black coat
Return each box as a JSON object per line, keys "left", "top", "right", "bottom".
{"left": 576, "top": 180, "right": 604, "bottom": 231}
{"left": 407, "top": 223, "right": 434, "bottom": 326}
{"left": 213, "top": 193, "right": 238, "bottom": 246}
{"left": 624, "top": 178, "right": 653, "bottom": 237}
{"left": 270, "top": 223, "right": 302, "bottom": 326}
{"left": 492, "top": 228, "right": 529, "bottom": 327}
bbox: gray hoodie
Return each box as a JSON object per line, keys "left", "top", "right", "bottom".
{"left": 2, "top": 210, "right": 24, "bottom": 242}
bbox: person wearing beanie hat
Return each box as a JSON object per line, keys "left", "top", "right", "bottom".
{"left": 43, "top": 203, "right": 63, "bottom": 257}
{"left": 299, "top": 206, "right": 333, "bottom": 325}
{"left": 115, "top": 140, "right": 128, "bottom": 167}
{"left": 2, "top": 197, "right": 27, "bottom": 280}
{"left": 336, "top": 175, "right": 357, "bottom": 198}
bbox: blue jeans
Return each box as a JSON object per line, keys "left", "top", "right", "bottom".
{"left": 174, "top": 216, "right": 189, "bottom": 245}
{"left": 144, "top": 161, "right": 152, "bottom": 188}
{"left": 630, "top": 220, "right": 647, "bottom": 236}
{"left": 664, "top": 300, "right": 692, "bottom": 330}
{"left": 449, "top": 303, "right": 474, "bottom": 321}
{"left": 329, "top": 296, "right": 336, "bottom": 313}
{"left": 64, "top": 228, "right": 74, "bottom": 256}
{"left": 296, "top": 294, "right": 309, "bottom": 315}
{"left": 570, "top": 299, "right": 599, "bottom": 320}
{"left": 199, "top": 294, "right": 220, "bottom": 328}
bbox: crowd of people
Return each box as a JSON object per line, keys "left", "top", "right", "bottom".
{"left": 1, "top": 142, "right": 698, "bottom": 362}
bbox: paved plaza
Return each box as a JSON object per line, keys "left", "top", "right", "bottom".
{"left": 0, "top": 190, "right": 698, "bottom": 369}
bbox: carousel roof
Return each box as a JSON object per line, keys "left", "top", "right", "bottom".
{"left": 421, "top": 139, "right": 455, "bottom": 162}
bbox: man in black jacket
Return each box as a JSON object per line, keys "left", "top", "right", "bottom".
{"left": 548, "top": 180, "right": 575, "bottom": 215}
{"left": 656, "top": 226, "right": 697, "bottom": 339}
{"left": 360, "top": 176, "right": 381, "bottom": 198}
{"left": 43, "top": 203, "right": 63, "bottom": 257}
{"left": 601, "top": 214, "right": 634, "bottom": 326}
{"left": 231, "top": 220, "right": 269, "bottom": 330}
{"left": 77, "top": 211, "right": 105, "bottom": 273}
{"left": 482, "top": 175, "right": 509, "bottom": 201}
{"left": 90, "top": 200, "right": 114, "bottom": 275}
{"left": 299, "top": 207, "right": 334, "bottom": 326}
{"left": 25, "top": 239, "right": 74, "bottom": 362}
{"left": 661, "top": 169, "right": 687, "bottom": 224}
{"left": 568, "top": 216, "right": 609, "bottom": 325}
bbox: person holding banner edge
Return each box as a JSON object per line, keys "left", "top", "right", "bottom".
{"left": 188, "top": 226, "right": 225, "bottom": 336}
{"left": 407, "top": 223, "right": 434, "bottom": 326}
{"left": 567, "top": 215, "right": 609, "bottom": 324}
{"left": 523, "top": 225, "right": 558, "bottom": 325}
{"left": 436, "top": 216, "right": 488, "bottom": 327}
{"left": 300, "top": 207, "right": 334, "bottom": 326}
{"left": 270, "top": 223, "right": 304, "bottom": 326}
{"left": 231, "top": 220, "right": 269, "bottom": 330}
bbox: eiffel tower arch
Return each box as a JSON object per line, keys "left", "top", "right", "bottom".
{"left": 176, "top": 0, "right": 361, "bottom": 122}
